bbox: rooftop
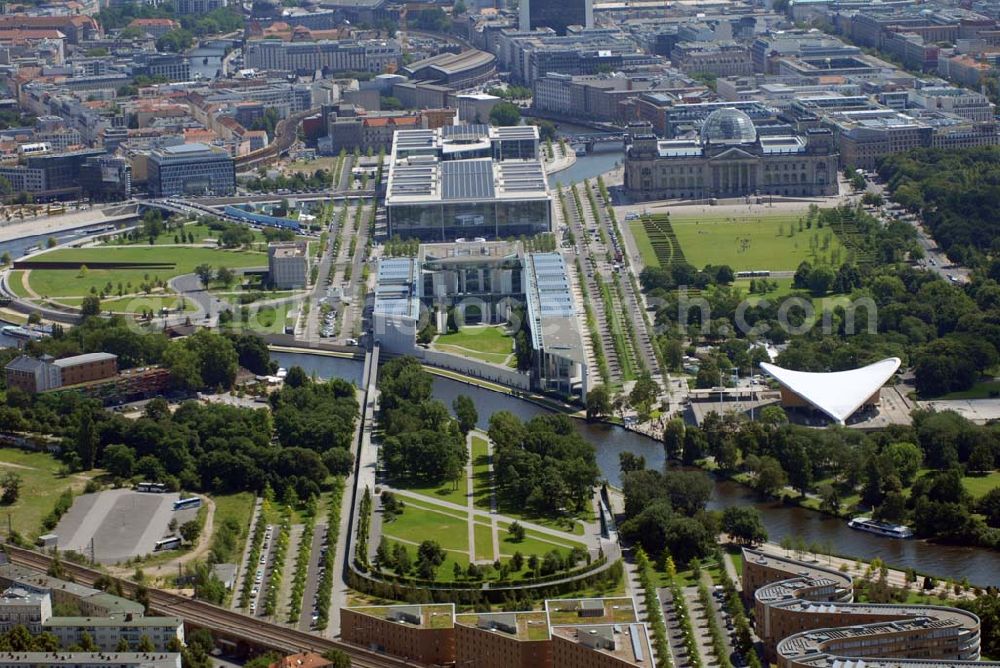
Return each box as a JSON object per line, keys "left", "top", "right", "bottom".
{"left": 0, "top": 653, "right": 180, "bottom": 668}
{"left": 550, "top": 623, "right": 653, "bottom": 665}
{"left": 349, "top": 604, "right": 455, "bottom": 630}
{"left": 760, "top": 357, "right": 902, "bottom": 424}
{"left": 455, "top": 611, "right": 550, "bottom": 641}
{"left": 545, "top": 597, "right": 637, "bottom": 626}
{"left": 52, "top": 352, "right": 117, "bottom": 367}
{"left": 385, "top": 157, "right": 549, "bottom": 207}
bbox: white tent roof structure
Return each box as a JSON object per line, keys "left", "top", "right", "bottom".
{"left": 760, "top": 357, "right": 902, "bottom": 425}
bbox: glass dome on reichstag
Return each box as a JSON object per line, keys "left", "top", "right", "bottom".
{"left": 700, "top": 108, "right": 758, "bottom": 145}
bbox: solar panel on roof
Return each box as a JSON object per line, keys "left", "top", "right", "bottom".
{"left": 442, "top": 160, "right": 495, "bottom": 201}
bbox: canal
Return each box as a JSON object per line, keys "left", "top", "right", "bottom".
{"left": 271, "top": 350, "right": 1000, "bottom": 586}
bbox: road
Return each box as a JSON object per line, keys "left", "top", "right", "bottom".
{"left": 297, "top": 522, "right": 329, "bottom": 631}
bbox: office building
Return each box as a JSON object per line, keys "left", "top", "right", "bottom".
{"left": 79, "top": 156, "right": 132, "bottom": 202}
{"left": 385, "top": 125, "right": 549, "bottom": 241}
{"left": 519, "top": 0, "right": 593, "bottom": 35}
{"left": 742, "top": 548, "right": 996, "bottom": 668}
{"left": 624, "top": 108, "right": 839, "bottom": 199}
{"left": 670, "top": 41, "right": 752, "bottom": 77}
{"left": 372, "top": 242, "right": 587, "bottom": 397}
{"left": 147, "top": 143, "right": 235, "bottom": 197}
{"left": 243, "top": 39, "right": 401, "bottom": 75}
{"left": 5, "top": 353, "right": 118, "bottom": 394}
{"left": 498, "top": 28, "right": 662, "bottom": 85}
{"left": 402, "top": 49, "right": 497, "bottom": 89}
{"left": 268, "top": 242, "right": 309, "bottom": 289}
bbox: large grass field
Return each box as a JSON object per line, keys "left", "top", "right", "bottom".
{"left": 630, "top": 211, "right": 845, "bottom": 271}
{"left": 0, "top": 448, "right": 98, "bottom": 541}
{"left": 21, "top": 246, "right": 267, "bottom": 300}
{"left": 379, "top": 494, "right": 587, "bottom": 582}
{"left": 432, "top": 326, "right": 513, "bottom": 365}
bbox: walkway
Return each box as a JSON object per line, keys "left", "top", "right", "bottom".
{"left": 464, "top": 432, "right": 477, "bottom": 564}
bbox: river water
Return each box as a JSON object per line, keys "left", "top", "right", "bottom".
{"left": 271, "top": 350, "right": 1000, "bottom": 585}
{"left": 548, "top": 144, "right": 623, "bottom": 188}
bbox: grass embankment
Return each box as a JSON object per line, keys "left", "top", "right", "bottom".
{"left": 432, "top": 326, "right": 514, "bottom": 365}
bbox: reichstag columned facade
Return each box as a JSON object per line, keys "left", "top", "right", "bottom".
{"left": 624, "top": 108, "right": 839, "bottom": 200}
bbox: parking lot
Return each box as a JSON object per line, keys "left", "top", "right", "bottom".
{"left": 53, "top": 489, "right": 199, "bottom": 563}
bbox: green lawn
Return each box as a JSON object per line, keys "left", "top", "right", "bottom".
{"left": 104, "top": 224, "right": 268, "bottom": 247}
{"left": 496, "top": 503, "right": 588, "bottom": 536}
{"left": 472, "top": 435, "right": 492, "bottom": 511}
{"left": 210, "top": 492, "right": 256, "bottom": 562}
{"left": 381, "top": 500, "right": 469, "bottom": 553}
{"left": 432, "top": 326, "right": 513, "bottom": 365}
{"left": 474, "top": 522, "right": 493, "bottom": 561}
{"left": 632, "top": 212, "right": 845, "bottom": 271}
{"left": 23, "top": 246, "right": 267, "bottom": 301}
{"left": 961, "top": 471, "right": 1000, "bottom": 498}
{"left": 937, "top": 380, "right": 1000, "bottom": 400}
{"left": 55, "top": 295, "right": 193, "bottom": 313}
{"left": 0, "top": 448, "right": 99, "bottom": 540}
{"left": 394, "top": 475, "right": 468, "bottom": 508}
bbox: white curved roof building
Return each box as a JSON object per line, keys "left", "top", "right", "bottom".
{"left": 760, "top": 357, "right": 901, "bottom": 424}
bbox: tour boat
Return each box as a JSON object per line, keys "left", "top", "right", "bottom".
{"left": 848, "top": 516, "right": 913, "bottom": 539}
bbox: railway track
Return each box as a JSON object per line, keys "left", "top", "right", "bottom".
{"left": 4, "top": 546, "right": 413, "bottom": 668}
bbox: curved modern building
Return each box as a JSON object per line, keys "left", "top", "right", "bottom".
{"left": 623, "top": 108, "right": 839, "bottom": 200}
{"left": 742, "top": 548, "right": 995, "bottom": 668}
{"left": 760, "top": 357, "right": 901, "bottom": 425}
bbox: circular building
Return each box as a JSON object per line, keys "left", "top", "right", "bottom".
{"left": 700, "top": 107, "right": 758, "bottom": 145}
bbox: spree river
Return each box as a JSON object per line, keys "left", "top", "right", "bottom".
{"left": 272, "top": 350, "right": 1000, "bottom": 585}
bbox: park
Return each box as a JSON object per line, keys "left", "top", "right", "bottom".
{"left": 628, "top": 208, "right": 847, "bottom": 272}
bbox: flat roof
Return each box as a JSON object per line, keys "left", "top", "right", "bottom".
{"left": 455, "top": 611, "right": 550, "bottom": 641}
{"left": 386, "top": 157, "right": 549, "bottom": 206}
{"left": 550, "top": 623, "right": 652, "bottom": 666}
{"left": 760, "top": 357, "right": 901, "bottom": 424}
{"left": 0, "top": 653, "right": 180, "bottom": 668}
{"left": 545, "top": 597, "right": 637, "bottom": 626}
{"left": 524, "top": 253, "right": 584, "bottom": 363}
{"left": 373, "top": 258, "right": 419, "bottom": 320}
{"left": 349, "top": 604, "right": 454, "bottom": 629}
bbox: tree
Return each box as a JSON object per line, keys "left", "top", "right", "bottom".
{"left": 179, "top": 519, "right": 201, "bottom": 542}
{"left": 76, "top": 409, "right": 99, "bottom": 470}
{"left": 489, "top": 101, "right": 521, "bottom": 127}
{"left": 807, "top": 266, "right": 836, "bottom": 296}
{"left": 663, "top": 419, "right": 685, "bottom": 460}
{"left": 81, "top": 295, "right": 101, "bottom": 318}
{"left": 216, "top": 266, "right": 235, "bottom": 288}
{"left": 452, "top": 395, "right": 477, "bottom": 435}
{"left": 321, "top": 649, "right": 351, "bottom": 668}
{"left": 721, "top": 507, "right": 767, "bottom": 546}
{"left": 194, "top": 264, "right": 214, "bottom": 289}
{"left": 507, "top": 521, "right": 525, "bottom": 542}
{"left": 102, "top": 444, "right": 136, "bottom": 479}
{"left": 136, "top": 635, "right": 155, "bottom": 653}
{"left": 628, "top": 372, "right": 659, "bottom": 420}
{"left": 0, "top": 471, "right": 21, "bottom": 504}
{"left": 285, "top": 365, "right": 308, "bottom": 388}
{"left": 586, "top": 384, "right": 611, "bottom": 420}
{"left": 748, "top": 455, "right": 787, "bottom": 498}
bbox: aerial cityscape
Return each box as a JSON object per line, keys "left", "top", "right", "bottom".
{"left": 0, "top": 0, "right": 998, "bottom": 666}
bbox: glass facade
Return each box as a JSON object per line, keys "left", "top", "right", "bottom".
{"left": 388, "top": 199, "right": 550, "bottom": 242}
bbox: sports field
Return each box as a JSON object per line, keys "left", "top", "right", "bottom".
{"left": 432, "top": 326, "right": 514, "bottom": 365}
{"left": 18, "top": 246, "right": 266, "bottom": 306}
{"left": 630, "top": 211, "right": 845, "bottom": 271}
